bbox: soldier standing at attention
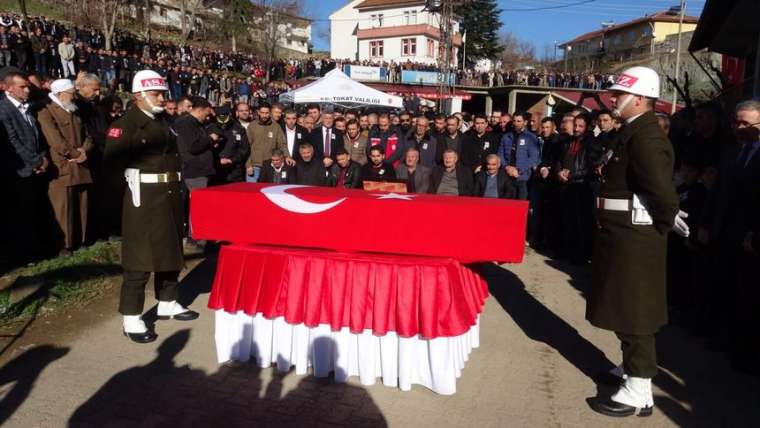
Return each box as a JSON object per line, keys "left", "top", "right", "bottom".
{"left": 104, "top": 70, "right": 199, "bottom": 344}
{"left": 588, "top": 66, "right": 689, "bottom": 417}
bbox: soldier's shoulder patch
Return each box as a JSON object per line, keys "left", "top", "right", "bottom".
{"left": 107, "top": 127, "right": 123, "bottom": 138}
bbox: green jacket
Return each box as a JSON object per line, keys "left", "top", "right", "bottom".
{"left": 587, "top": 110, "right": 679, "bottom": 334}
{"left": 246, "top": 120, "right": 287, "bottom": 167}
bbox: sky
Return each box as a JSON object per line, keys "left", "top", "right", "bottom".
{"left": 306, "top": 0, "right": 706, "bottom": 58}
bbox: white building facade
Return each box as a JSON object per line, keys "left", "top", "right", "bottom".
{"left": 329, "top": 0, "right": 461, "bottom": 66}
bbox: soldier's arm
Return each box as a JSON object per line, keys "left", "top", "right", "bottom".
{"left": 628, "top": 133, "right": 679, "bottom": 233}
{"left": 102, "top": 125, "right": 131, "bottom": 189}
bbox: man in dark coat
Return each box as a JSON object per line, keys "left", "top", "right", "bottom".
{"left": 473, "top": 154, "right": 515, "bottom": 199}
{"left": 360, "top": 145, "right": 396, "bottom": 183}
{"left": 327, "top": 148, "right": 362, "bottom": 189}
{"left": 429, "top": 149, "right": 474, "bottom": 196}
{"left": 461, "top": 114, "right": 500, "bottom": 174}
{"left": 104, "top": 71, "right": 199, "bottom": 345}
{"left": 395, "top": 146, "right": 431, "bottom": 193}
{"left": 588, "top": 67, "right": 683, "bottom": 417}
{"left": 293, "top": 143, "right": 327, "bottom": 186}
{"left": 209, "top": 105, "right": 250, "bottom": 183}
{"left": 0, "top": 71, "right": 50, "bottom": 267}
{"left": 259, "top": 148, "right": 294, "bottom": 184}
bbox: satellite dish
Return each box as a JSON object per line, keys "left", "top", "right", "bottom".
{"left": 426, "top": 0, "right": 443, "bottom": 12}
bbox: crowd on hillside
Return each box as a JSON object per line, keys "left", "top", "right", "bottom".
{"left": 1, "top": 10, "right": 758, "bottom": 376}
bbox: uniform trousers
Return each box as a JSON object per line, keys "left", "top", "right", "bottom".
{"left": 119, "top": 270, "right": 180, "bottom": 315}
{"left": 616, "top": 332, "right": 657, "bottom": 378}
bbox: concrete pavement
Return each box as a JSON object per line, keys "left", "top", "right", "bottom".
{"left": 0, "top": 250, "right": 757, "bottom": 427}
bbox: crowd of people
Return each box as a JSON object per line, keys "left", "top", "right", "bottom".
{"left": 1, "top": 10, "right": 758, "bottom": 373}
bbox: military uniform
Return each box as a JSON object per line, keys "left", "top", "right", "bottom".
{"left": 588, "top": 110, "right": 679, "bottom": 376}
{"left": 103, "top": 105, "right": 184, "bottom": 316}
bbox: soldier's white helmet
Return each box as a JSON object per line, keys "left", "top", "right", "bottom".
{"left": 131, "top": 70, "right": 168, "bottom": 93}
{"left": 608, "top": 66, "right": 660, "bottom": 99}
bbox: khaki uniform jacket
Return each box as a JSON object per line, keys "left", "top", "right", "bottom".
{"left": 587, "top": 111, "right": 679, "bottom": 334}
{"left": 246, "top": 120, "right": 287, "bottom": 167}
{"left": 103, "top": 106, "right": 184, "bottom": 273}
{"left": 343, "top": 134, "right": 368, "bottom": 165}
{"left": 37, "top": 102, "right": 93, "bottom": 187}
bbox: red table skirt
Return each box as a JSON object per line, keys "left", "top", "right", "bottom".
{"left": 208, "top": 244, "right": 489, "bottom": 339}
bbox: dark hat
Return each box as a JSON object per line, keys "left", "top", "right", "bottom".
{"left": 215, "top": 105, "right": 231, "bottom": 116}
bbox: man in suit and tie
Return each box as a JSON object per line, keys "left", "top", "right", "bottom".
{"left": 281, "top": 109, "right": 308, "bottom": 161}
{"left": 0, "top": 71, "right": 50, "bottom": 266}
{"left": 309, "top": 111, "right": 343, "bottom": 170}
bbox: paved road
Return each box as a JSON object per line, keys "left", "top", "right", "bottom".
{"left": 0, "top": 250, "right": 757, "bottom": 427}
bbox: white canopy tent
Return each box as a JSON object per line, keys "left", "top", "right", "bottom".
{"left": 280, "top": 69, "right": 403, "bottom": 109}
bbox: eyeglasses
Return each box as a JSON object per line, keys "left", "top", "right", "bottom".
{"left": 732, "top": 120, "right": 760, "bottom": 128}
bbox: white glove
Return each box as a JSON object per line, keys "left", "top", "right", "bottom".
{"left": 673, "top": 210, "right": 690, "bottom": 237}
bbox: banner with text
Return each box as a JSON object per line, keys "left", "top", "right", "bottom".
{"left": 401, "top": 70, "right": 456, "bottom": 85}
{"left": 344, "top": 65, "right": 387, "bottom": 82}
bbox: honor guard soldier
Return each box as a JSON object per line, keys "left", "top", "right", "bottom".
{"left": 104, "top": 70, "right": 199, "bottom": 344}
{"left": 587, "top": 66, "right": 689, "bottom": 416}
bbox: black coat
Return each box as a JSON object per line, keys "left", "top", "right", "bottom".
{"left": 327, "top": 161, "right": 363, "bottom": 188}
{"left": 281, "top": 123, "right": 310, "bottom": 161}
{"left": 474, "top": 169, "right": 516, "bottom": 199}
{"left": 461, "top": 130, "right": 500, "bottom": 172}
{"left": 0, "top": 95, "right": 46, "bottom": 178}
{"left": 209, "top": 119, "right": 250, "bottom": 183}
{"left": 103, "top": 106, "right": 183, "bottom": 272}
{"left": 293, "top": 158, "right": 327, "bottom": 186}
{"left": 429, "top": 166, "right": 474, "bottom": 196}
{"left": 172, "top": 114, "right": 216, "bottom": 179}
{"left": 259, "top": 159, "right": 294, "bottom": 184}
{"left": 588, "top": 111, "right": 680, "bottom": 334}
{"left": 360, "top": 161, "right": 396, "bottom": 182}
{"left": 309, "top": 125, "right": 343, "bottom": 161}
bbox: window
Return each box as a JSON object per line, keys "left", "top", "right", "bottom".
{"left": 411, "top": 11, "right": 417, "bottom": 24}
{"left": 427, "top": 38, "right": 435, "bottom": 57}
{"left": 370, "top": 14, "right": 376, "bottom": 27}
{"left": 402, "top": 38, "right": 417, "bottom": 56}
{"left": 404, "top": 11, "right": 410, "bottom": 25}
{"left": 378, "top": 14, "right": 384, "bottom": 27}
{"left": 370, "top": 40, "right": 384, "bottom": 58}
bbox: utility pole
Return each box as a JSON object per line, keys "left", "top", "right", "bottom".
{"left": 671, "top": 0, "right": 686, "bottom": 114}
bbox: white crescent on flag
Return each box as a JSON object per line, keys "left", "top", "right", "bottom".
{"left": 260, "top": 185, "right": 346, "bottom": 214}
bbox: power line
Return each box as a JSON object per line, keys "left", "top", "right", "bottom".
{"left": 500, "top": 0, "right": 598, "bottom": 11}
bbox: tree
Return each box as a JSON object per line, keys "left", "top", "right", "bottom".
{"left": 499, "top": 31, "right": 536, "bottom": 69}
{"left": 179, "top": 0, "right": 204, "bottom": 43}
{"left": 249, "top": 0, "right": 302, "bottom": 81}
{"left": 459, "top": 0, "right": 503, "bottom": 66}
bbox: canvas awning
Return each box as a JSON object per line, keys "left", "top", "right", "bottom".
{"left": 689, "top": 0, "right": 760, "bottom": 57}
{"left": 279, "top": 69, "right": 403, "bottom": 109}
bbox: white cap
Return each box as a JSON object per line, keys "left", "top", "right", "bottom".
{"left": 131, "top": 70, "right": 168, "bottom": 93}
{"left": 608, "top": 66, "right": 661, "bottom": 99}
{"left": 49, "top": 79, "right": 75, "bottom": 94}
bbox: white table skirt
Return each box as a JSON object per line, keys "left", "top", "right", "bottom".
{"left": 214, "top": 310, "right": 480, "bottom": 395}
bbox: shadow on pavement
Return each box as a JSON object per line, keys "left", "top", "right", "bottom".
{"left": 484, "top": 263, "right": 614, "bottom": 385}
{"left": 0, "top": 345, "right": 70, "bottom": 425}
{"left": 539, "top": 258, "right": 760, "bottom": 426}
{"left": 68, "top": 330, "right": 387, "bottom": 427}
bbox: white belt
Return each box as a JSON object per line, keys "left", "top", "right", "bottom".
{"left": 139, "top": 172, "right": 182, "bottom": 183}
{"left": 596, "top": 197, "right": 631, "bottom": 212}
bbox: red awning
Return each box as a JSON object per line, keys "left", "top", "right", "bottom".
{"left": 366, "top": 83, "right": 473, "bottom": 100}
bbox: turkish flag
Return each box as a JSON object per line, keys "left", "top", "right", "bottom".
{"left": 191, "top": 183, "right": 528, "bottom": 263}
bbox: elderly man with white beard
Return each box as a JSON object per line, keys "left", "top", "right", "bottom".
{"left": 38, "top": 78, "right": 94, "bottom": 255}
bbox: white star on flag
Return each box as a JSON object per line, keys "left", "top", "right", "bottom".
{"left": 371, "top": 193, "right": 416, "bottom": 201}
